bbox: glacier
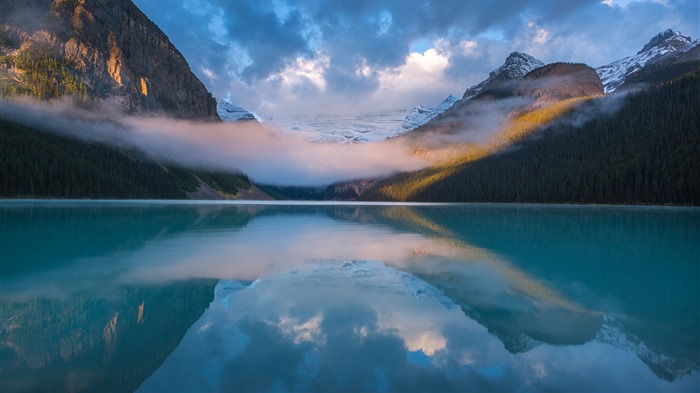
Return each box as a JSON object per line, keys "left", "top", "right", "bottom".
{"left": 255, "top": 94, "right": 460, "bottom": 144}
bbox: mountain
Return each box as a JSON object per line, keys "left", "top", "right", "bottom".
{"left": 462, "top": 51, "right": 545, "bottom": 99}
{"left": 321, "top": 54, "right": 605, "bottom": 200}
{"left": 0, "top": 0, "right": 218, "bottom": 120}
{"left": 403, "top": 51, "right": 550, "bottom": 136}
{"left": 596, "top": 29, "right": 698, "bottom": 93}
{"left": 360, "top": 69, "right": 699, "bottom": 204}
{"left": 216, "top": 98, "right": 257, "bottom": 122}
{"left": 314, "top": 30, "right": 698, "bottom": 204}
{"left": 255, "top": 54, "right": 543, "bottom": 142}
{"left": 405, "top": 58, "right": 601, "bottom": 140}
{"left": 0, "top": 0, "right": 275, "bottom": 199}
{"left": 401, "top": 94, "right": 459, "bottom": 130}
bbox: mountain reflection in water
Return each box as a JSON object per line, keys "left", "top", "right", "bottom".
{"left": 1, "top": 201, "right": 698, "bottom": 392}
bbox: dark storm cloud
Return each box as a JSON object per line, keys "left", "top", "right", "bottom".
{"left": 292, "top": 0, "right": 599, "bottom": 95}
{"left": 216, "top": 0, "right": 311, "bottom": 81}
{"left": 132, "top": 0, "right": 699, "bottom": 113}
{"left": 134, "top": 0, "right": 598, "bottom": 84}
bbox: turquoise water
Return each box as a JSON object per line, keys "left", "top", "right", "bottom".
{"left": 1, "top": 201, "right": 698, "bottom": 392}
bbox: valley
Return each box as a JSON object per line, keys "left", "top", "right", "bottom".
{"left": 0, "top": 1, "right": 698, "bottom": 205}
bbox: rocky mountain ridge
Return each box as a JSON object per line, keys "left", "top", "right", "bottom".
{"left": 595, "top": 29, "right": 698, "bottom": 93}
{"left": 0, "top": 0, "right": 219, "bottom": 120}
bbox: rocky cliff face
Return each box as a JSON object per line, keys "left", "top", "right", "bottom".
{"left": 0, "top": 0, "right": 219, "bottom": 120}
{"left": 519, "top": 63, "right": 604, "bottom": 101}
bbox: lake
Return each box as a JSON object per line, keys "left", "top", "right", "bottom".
{"left": 1, "top": 201, "right": 698, "bottom": 392}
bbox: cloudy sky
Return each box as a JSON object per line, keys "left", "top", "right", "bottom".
{"left": 132, "top": 0, "right": 699, "bottom": 117}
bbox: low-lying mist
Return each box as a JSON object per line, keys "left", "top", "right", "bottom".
{"left": 2, "top": 87, "right": 612, "bottom": 187}
{"left": 1, "top": 98, "right": 433, "bottom": 186}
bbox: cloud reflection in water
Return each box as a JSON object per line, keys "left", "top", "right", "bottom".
{"left": 2, "top": 203, "right": 698, "bottom": 392}
{"left": 138, "top": 260, "right": 697, "bottom": 393}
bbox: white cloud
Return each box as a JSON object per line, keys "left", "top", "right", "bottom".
{"left": 201, "top": 67, "right": 217, "bottom": 81}
{"left": 602, "top": 0, "right": 670, "bottom": 8}
{"left": 238, "top": 46, "right": 462, "bottom": 116}
{"left": 270, "top": 53, "right": 329, "bottom": 91}
{"left": 278, "top": 313, "right": 324, "bottom": 344}
{"left": 404, "top": 331, "right": 447, "bottom": 356}
{"left": 372, "top": 48, "right": 456, "bottom": 109}
{"left": 459, "top": 40, "right": 479, "bottom": 56}
{"left": 525, "top": 21, "right": 550, "bottom": 45}
{"left": 355, "top": 58, "right": 372, "bottom": 78}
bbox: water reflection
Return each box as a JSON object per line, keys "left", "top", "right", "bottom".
{"left": 0, "top": 279, "right": 217, "bottom": 392}
{"left": 1, "top": 201, "right": 698, "bottom": 392}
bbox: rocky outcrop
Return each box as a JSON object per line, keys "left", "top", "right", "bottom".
{"left": 462, "top": 51, "right": 544, "bottom": 99}
{"left": 0, "top": 0, "right": 219, "bottom": 120}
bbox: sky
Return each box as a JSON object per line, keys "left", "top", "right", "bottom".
{"left": 133, "top": 0, "right": 699, "bottom": 117}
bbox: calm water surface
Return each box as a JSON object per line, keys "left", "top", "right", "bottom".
{"left": 1, "top": 201, "right": 698, "bottom": 392}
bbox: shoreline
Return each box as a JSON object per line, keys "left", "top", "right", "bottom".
{"left": 1, "top": 198, "right": 698, "bottom": 210}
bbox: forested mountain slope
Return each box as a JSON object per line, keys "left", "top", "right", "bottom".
{"left": 0, "top": 118, "right": 256, "bottom": 199}
{"left": 361, "top": 70, "right": 699, "bottom": 204}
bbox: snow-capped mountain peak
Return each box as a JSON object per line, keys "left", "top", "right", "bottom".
{"left": 596, "top": 29, "right": 695, "bottom": 93}
{"left": 638, "top": 29, "right": 691, "bottom": 54}
{"left": 402, "top": 94, "right": 460, "bottom": 130}
{"left": 493, "top": 51, "right": 546, "bottom": 79}
{"left": 216, "top": 98, "right": 257, "bottom": 122}
{"left": 462, "top": 51, "right": 544, "bottom": 99}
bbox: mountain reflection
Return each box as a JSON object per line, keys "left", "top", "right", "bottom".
{"left": 0, "top": 280, "right": 217, "bottom": 392}
{"left": 1, "top": 201, "right": 698, "bottom": 392}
